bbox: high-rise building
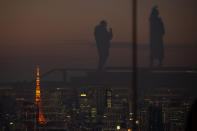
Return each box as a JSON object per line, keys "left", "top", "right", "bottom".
{"left": 149, "top": 104, "right": 164, "bottom": 131}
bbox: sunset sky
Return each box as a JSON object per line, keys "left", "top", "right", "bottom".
{"left": 0, "top": 0, "right": 196, "bottom": 45}
{"left": 0, "top": 0, "right": 197, "bottom": 81}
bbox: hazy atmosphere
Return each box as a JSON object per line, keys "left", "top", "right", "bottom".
{"left": 0, "top": 0, "right": 196, "bottom": 44}
{"left": 0, "top": 0, "right": 197, "bottom": 81}
{"left": 0, "top": 1, "right": 197, "bottom": 131}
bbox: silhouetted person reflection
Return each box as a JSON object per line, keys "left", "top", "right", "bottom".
{"left": 94, "top": 20, "right": 113, "bottom": 70}
{"left": 150, "top": 6, "right": 165, "bottom": 67}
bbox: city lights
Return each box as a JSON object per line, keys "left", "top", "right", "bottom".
{"left": 0, "top": 0, "right": 196, "bottom": 130}
{"left": 0, "top": 65, "right": 195, "bottom": 130}
{"left": 117, "top": 125, "right": 120, "bottom": 130}
{"left": 136, "top": 120, "right": 139, "bottom": 125}
{"left": 80, "top": 93, "right": 86, "bottom": 97}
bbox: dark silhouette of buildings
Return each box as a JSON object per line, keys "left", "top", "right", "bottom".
{"left": 150, "top": 6, "right": 165, "bottom": 67}
{"left": 149, "top": 104, "right": 164, "bottom": 131}
{"left": 0, "top": 67, "right": 197, "bottom": 130}
{"left": 185, "top": 100, "right": 197, "bottom": 131}
{"left": 94, "top": 20, "right": 113, "bottom": 70}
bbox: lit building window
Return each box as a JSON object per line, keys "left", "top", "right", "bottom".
{"left": 91, "top": 108, "right": 97, "bottom": 117}
{"left": 136, "top": 120, "right": 139, "bottom": 125}
{"left": 107, "top": 99, "right": 112, "bottom": 108}
{"left": 81, "top": 93, "right": 86, "bottom": 97}
{"left": 117, "top": 125, "right": 120, "bottom": 130}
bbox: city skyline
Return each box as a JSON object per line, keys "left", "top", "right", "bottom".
{"left": 0, "top": 1, "right": 196, "bottom": 131}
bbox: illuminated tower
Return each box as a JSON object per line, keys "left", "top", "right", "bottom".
{"left": 35, "top": 65, "right": 46, "bottom": 124}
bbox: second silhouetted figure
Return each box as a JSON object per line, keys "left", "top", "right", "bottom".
{"left": 94, "top": 20, "right": 113, "bottom": 70}
{"left": 150, "top": 6, "right": 165, "bottom": 67}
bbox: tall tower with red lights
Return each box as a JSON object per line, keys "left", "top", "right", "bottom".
{"left": 35, "top": 65, "right": 46, "bottom": 124}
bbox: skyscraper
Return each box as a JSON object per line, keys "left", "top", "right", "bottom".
{"left": 149, "top": 104, "right": 164, "bottom": 131}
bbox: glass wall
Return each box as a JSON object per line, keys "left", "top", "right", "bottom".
{"left": 0, "top": 0, "right": 196, "bottom": 131}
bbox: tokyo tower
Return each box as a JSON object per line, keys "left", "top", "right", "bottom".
{"left": 35, "top": 65, "right": 46, "bottom": 124}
